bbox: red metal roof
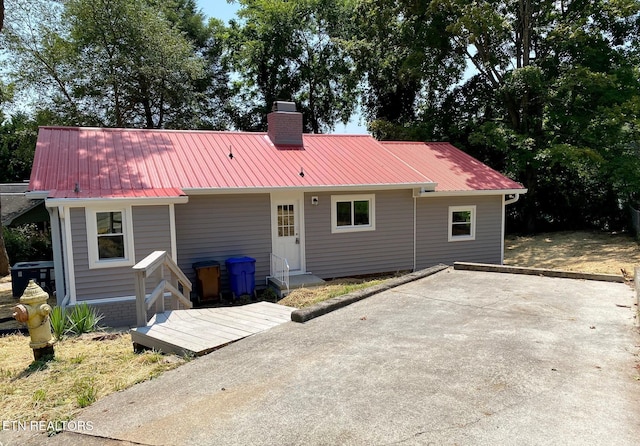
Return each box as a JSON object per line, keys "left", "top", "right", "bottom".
{"left": 381, "top": 141, "right": 524, "bottom": 192}
{"left": 29, "top": 127, "right": 524, "bottom": 198}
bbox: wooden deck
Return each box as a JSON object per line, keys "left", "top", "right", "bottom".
{"left": 130, "top": 301, "right": 296, "bottom": 356}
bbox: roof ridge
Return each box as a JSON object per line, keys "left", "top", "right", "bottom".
{"left": 382, "top": 141, "right": 451, "bottom": 145}
{"left": 38, "top": 126, "right": 269, "bottom": 135}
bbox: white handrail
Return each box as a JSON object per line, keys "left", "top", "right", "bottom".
{"left": 134, "top": 251, "right": 193, "bottom": 327}
{"left": 270, "top": 253, "right": 290, "bottom": 294}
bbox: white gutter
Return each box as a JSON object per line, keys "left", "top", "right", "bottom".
{"left": 25, "top": 191, "right": 49, "bottom": 199}
{"left": 414, "top": 189, "right": 527, "bottom": 198}
{"left": 184, "top": 183, "right": 438, "bottom": 195}
{"left": 44, "top": 196, "right": 189, "bottom": 208}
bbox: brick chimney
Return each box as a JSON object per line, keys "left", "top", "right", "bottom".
{"left": 267, "top": 101, "right": 303, "bottom": 147}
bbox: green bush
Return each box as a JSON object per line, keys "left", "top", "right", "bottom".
{"left": 49, "top": 303, "right": 104, "bottom": 338}
{"left": 3, "top": 224, "right": 52, "bottom": 263}
{"left": 67, "top": 303, "right": 104, "bottom": 335}
{"left": 49, "top": 306, "right": 69, "bottom": 340}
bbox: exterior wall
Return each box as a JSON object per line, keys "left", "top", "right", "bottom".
{"left": 82, "top": 299, "right": 137, "bottom": 327}
{"left": 71, "top": 205, "right": 172, "bottom": 301}
{"left": 415, "top": 195, "right": 503, "bottom": 269}
{"left": 304, "top": 189, "right": 414, "bottom": 278}
{"left": 175, "top": 194, "right": 272, "bottom": 294}
{"left": 69, "top": 295, "right": 176, "bottom": 328}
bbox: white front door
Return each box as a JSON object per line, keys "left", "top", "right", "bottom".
{"left": 271, "top": 193, "right": 304, "bottom": 273}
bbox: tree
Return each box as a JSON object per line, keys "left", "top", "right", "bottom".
{"left": 1, "top": 0, "right": 231, "bottom": 129}
{"left": 1, "top": 0, "right": 4, "bottom": 32}
{"left": 228, "top": 0, "right": 358, "bottom": 133}
{"left": 417, "top": 0, "right": 640, "bottom": 231}
{"left": 342, "top": 0, "right": 464, "bottom": 138}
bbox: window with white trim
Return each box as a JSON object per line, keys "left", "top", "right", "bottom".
{"left": 331, "top": 195, "right": 375, "bottom": 233}
{"left": 86, "top": 207, "right": 135, "bottom": 269}
{"left": 448, "top": 205, "right": 476, "bottom": 242}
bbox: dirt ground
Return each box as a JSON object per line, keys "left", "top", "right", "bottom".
{"left": 504, "top": 230, "right": 640, "bottom": 276}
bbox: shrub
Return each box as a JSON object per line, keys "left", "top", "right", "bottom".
{"left": 49, "top": 306, "right": 69, "bottom": 340}
{"left": 67, "top": 303, "right": 104, "bottom": 335}
{"left": 49, "top": 303, "right": 104, "bottom": 338}
{"left": 3, "top": 224, "right": 52, "bottom": 263}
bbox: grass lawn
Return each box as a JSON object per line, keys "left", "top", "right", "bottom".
{"left": 0, "top": 230, "right": 638, "bottom": 425}
{"left": 0, "top": 330, "right": 187, "bottom": 425}
{"left": 278, "top": 276, "right": 394, "bottom": 308}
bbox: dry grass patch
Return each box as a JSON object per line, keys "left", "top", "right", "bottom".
{"left": 279, "top": 276, "right": 391, "bottom": 309}
{"left": 0, "top": 331, "right": 187, "bottom": 425}
{"left": 505, "top": 230, "right": 640, "bottom": 275}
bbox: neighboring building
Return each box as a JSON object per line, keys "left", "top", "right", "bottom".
{"left": 28, "top": 102, "right": 526, "bottom": 326}
{"left": 0, "top": 183, "right": 47, "bottom": 228}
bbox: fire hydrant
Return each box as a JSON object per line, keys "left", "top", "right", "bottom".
{"left": 12, "top": 280, "right": 55, "bottom": 360}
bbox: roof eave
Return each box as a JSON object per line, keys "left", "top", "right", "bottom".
{"left": 183, "top": 183, "right": 438, "bottom": 195}
{"left": 44, "top": 195, "right": 189, "bottom": 208}
{"left": 25, "top": 191, "right": 49, "bottom": 199}
{"left": 413, "top": 188, "right": 527, "bottom": 198}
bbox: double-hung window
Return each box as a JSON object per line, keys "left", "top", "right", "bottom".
{"left": 86, "top": 207, "right": 135, "bottom": 269}
{"left": 331, "top": 195, "right": 375, "bottom": 233}
{"left": 448, "top": 205, "right": 476, "bottom": 242}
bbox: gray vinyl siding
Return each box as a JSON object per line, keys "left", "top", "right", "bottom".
{"left": 174, "top": 194, "right": 271, "bottom": 294}
{"left": 72, "top": 205, "right": 172, "bottom": 301}
{"left": 304, "top": 190, "right": 414, "bottom": 278}
{"left": 415, "top": 195, "right": 503, "bottom": 268}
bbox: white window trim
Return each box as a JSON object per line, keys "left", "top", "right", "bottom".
{"left": 331, "top": 194, "right": 376, "bottom": 233}
{"left": 448, "top": 205, "right": 476, "bottom": 242}
{"left": 86, "top": 206, "right": 135, "bottom": 269}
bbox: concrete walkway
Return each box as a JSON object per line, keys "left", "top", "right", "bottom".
{"left": 2, "top": 268, "right": 639, "bottom": 445}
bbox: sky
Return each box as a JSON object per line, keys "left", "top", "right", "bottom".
{"left": 196, "top": 1, "right": 367, "bottom": 134}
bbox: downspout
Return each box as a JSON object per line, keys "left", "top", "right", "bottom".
{"left": 501, "top": 194, "right": 520, "bottom": 264}
{"left": 48, "top": 206, "right": 66, "bottom": 307}
{"left": 413, "top": 196, "right": 417, "bottom": 272}
{"left": 62, "top": 206, "right": 76, "bottom": 305}
{"left": 504, "top": 193, "right": 520, "bottom": 205}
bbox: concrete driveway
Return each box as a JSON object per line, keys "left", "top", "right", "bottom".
{"left": 3, "top": 268, "right": 639, "bottom": 445}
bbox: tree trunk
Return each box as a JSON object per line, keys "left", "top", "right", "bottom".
{"left": 0, "top": 224, "right": 9, "bottom": 276}
{"left": 0, "top": 0, "right": 4, "bottom": 33}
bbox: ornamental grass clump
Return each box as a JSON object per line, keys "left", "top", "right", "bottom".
{"left": 67, "top": 303, "right": 104, "bottom": 335}
{"left": 49, "top": 303, "right": 104, "bottom": 339}
{"left": 49, "top": 305, "right": 69, "bottom": 340}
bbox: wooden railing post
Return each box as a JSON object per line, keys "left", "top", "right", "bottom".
{"left": 170, "top": 274, "right": 180, "bottom": 310}
{"left": 157, "top": 264, "right": 165, "bottom": 314}
{"left": 134, "top": 270, "right": 147, "bottom": 327}
{"left": 133, "top": 251, "right": 193, "bottom": 327}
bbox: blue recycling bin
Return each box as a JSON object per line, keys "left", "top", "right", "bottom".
{"left": 225, "top": 257, "right": 256, "bottom": 299}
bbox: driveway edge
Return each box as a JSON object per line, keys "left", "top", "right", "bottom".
{"left": 290, "top": 264, "right": 449, "bottom": 323}
{"left": 453, "top": 261, "right": 625, "bottom": 283}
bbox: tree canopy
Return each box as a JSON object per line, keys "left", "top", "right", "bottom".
{"left": 227, "top": 0, "right": 359, "bottom": 132}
